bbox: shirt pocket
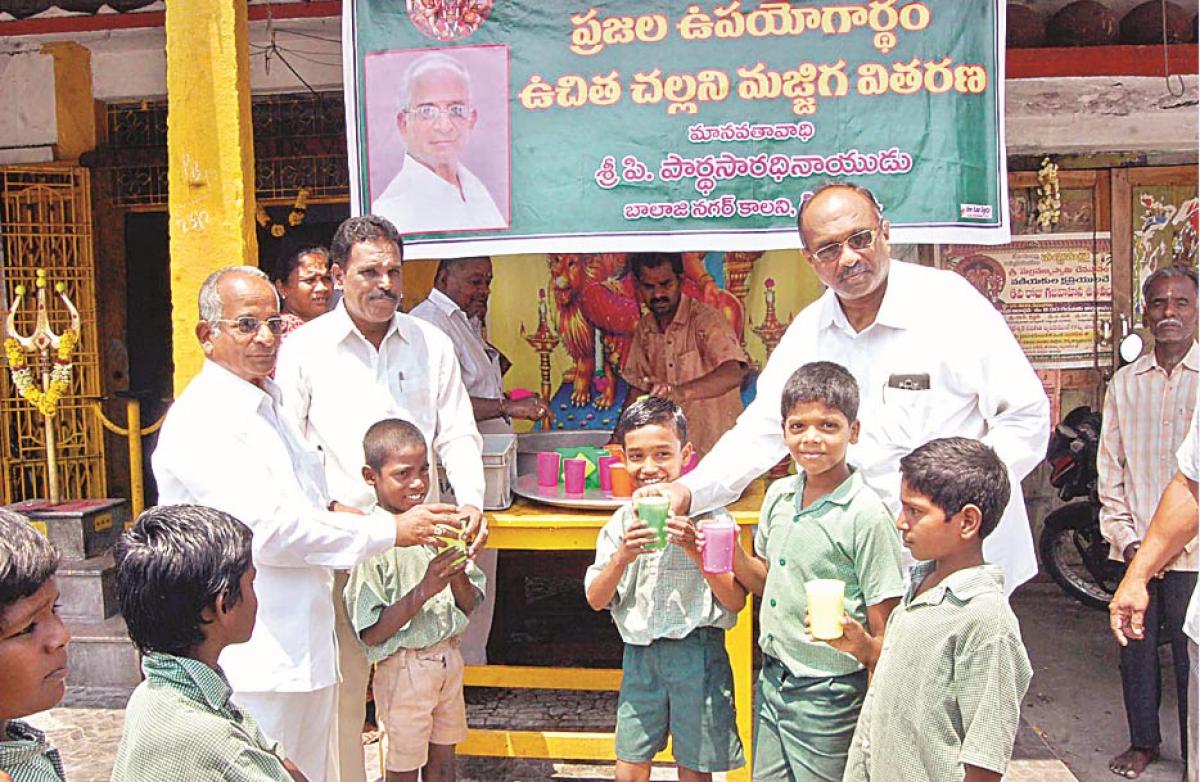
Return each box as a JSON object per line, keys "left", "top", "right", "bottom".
{"left": 667, "top": 348, "right": 704, "bottom": 385}
{"left": 877, "top": 385, "right": 935, "bottom": 449}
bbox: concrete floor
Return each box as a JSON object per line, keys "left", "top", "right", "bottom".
{"left": 1012, "top": 580, "right": 1187, "bottom": 782}
{"left": 24, "top": 576, "right": 1193, "bottom": 782}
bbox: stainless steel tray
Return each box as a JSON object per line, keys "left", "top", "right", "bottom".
{"left": 512, "top": 473, "right": 630, "bottom": 510}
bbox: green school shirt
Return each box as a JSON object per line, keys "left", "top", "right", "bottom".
{"left": 110, "top": 653, "right": 292, "bottom": 781}
{"left": 756, "top": 469, "right": 906, "bottom": 678}
{"left": 0, "top": 721, "right": 65, "bottom": 782}
{"left": 344, "top": 508, "right": 487, "bottom": 665}
{"left": 842, "top": 562, "right": 1033, "bottom": 782}
{"left": 584, "top": 505, "right": 737, "bottom": 646}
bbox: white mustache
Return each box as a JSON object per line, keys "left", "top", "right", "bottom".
{"left": 1154, "top": 318, "right": 1185, "bottom": 331}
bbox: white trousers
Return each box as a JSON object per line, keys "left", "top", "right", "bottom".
{"left": 334, "top": 571, "right": 370, "bottom": 782}
{"left": 235, "top": 685, "right": 337, "bottom": 782}
{"left": 459, "top": 547, "right": 498, "bottom": 666}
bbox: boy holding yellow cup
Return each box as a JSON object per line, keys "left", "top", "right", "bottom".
{"left": 729, "top": 362, "right": 906, "bottom": 782}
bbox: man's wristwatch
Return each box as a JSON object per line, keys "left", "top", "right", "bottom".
{"left": 498, "top": 394, "right": 512, "bottom": 425}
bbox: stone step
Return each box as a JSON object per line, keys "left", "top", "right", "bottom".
{"left": 57, "top": 552, "right": 118, "bottom": 623}
{"left": 7, "top": 498, "right": 129, "bottom": 560}
{"left": 66, "top": 614, "right": 141, "bottom": 690}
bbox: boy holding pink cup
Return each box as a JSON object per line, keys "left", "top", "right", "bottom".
{"left": 584, "top": 397, "right": 746, "bottom": 781}
{"left": 729, "top": 362, "right": 905, "bottom": 782}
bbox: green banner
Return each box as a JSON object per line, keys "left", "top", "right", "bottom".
{"left": 345, "top": 0, "right": 1008, "bottom": 259}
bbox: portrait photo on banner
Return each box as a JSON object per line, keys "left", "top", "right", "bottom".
{"left": 364, "top": 43, "right": 511, "bottom": 236}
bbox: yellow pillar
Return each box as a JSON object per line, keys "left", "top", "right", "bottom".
{"left": 165, "top": 0, "right": 259, "bottom": 393}
{"left": 40, "top": 42, "right": 98, "bottom": 162}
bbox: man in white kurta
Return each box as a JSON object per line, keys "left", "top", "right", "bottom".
{"left": 152, "top": 266, "right": 454, "bottom": 782}
{"left": 274, "top": 217, "right": 487, "bottom": 782}
{"left": 410, "top": 256, "right": 550, "bottom": 664}
{"left": 370, "top": 51, "right": 505, "bottom": 236}
{"left": 646, "top": 183, "right": 1049, "bottom": 594}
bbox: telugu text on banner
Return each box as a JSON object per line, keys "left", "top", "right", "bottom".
{"left": 344, "top": 0, "right": 1009, "bottom": 259}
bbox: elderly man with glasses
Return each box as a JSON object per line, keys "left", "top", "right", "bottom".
{"left": 641, "top": 181, "right": 1048, "bottom": 593}
{"left": 152, "top": 265, "right": 463, "bottom": 782}
{"left": 371, "top": 51, "right": 505, "bottom": 235}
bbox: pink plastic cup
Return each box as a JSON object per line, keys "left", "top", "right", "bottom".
{"left": 536, "top": 451, "right": 561, "bottom": 488}
{"left": 700, "top": 519, "right": 737, "bottom": 574}
{"left": 597, "top": 455, "right": 617, "bottom": 492}
{"left": 563, "top": 457, "right": 587, "bottom": 494}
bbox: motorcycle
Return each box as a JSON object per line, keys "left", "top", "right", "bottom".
{"left": 1039, "top": 405, "right": 1125, "bottom": 609}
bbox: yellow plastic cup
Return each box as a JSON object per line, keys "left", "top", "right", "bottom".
{"left": 806, "top": 579, "right": 846, "bottom": 640}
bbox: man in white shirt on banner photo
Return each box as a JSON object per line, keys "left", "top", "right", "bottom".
{"left": 371, "top": 51, "right": 506, "bottom": 236}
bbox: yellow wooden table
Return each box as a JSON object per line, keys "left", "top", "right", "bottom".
{"left": 460, "top": 483, "right": 764, "bottom": 781}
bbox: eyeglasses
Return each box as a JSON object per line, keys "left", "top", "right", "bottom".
{"left": 216, "top": 316, "right": 284, "bottom": 335}
{"left": 404, "top": 104, "right": 471, "bottom": 123}
{"left": 810, "top": 228, "right": 878, "bottom": 265}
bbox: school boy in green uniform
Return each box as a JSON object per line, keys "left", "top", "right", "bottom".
{"left": 0, "top": 509, "right": 69, "bottom": 782}
{"left": 585, "top": 396, "right": 746, "bottom": 782}
{"left": 831, "top": 437, "right": 1033, "bottom": 782}
{"left": 731, "top": 361, "right": 906, "bottom": 781}
{"left": 111, "top": 505, "right": 300, "bottom": 781}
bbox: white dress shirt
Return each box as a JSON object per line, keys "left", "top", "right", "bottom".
{"left": 371, "top": 153, "right": 505, "bottom": 235}
{"left": 1177, "top": 407, "right": 1200, "bottom": 643}
{"left": 410, "top": 288, "right": 511, "bottom": 435}
{"left": 274, "top": 302, "right": 485, "bottom": 511}
{"left": 152, "top": 360, "right": 397, "bottom": 693}
{"left": 681, "top": 260, "right": 1050, "bottom": 593}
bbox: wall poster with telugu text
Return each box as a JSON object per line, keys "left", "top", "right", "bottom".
{"left": 939, "top": 233, "right": 1113, "bottom": 370}
{"left": 344, "top": 0, "right": 1009, "bottom": 260}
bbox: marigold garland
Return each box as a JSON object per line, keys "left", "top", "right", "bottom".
{"left": 5, "top": 330, "right": 77, "bottom": 418}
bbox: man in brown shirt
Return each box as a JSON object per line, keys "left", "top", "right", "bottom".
{"left": 621, "top": 252, "right": 749, "bottom": 456}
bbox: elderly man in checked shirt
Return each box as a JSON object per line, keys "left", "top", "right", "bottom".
{"left": 640, "top": 181, "right": 1049, "bottom": 596}
{"left": 1099, "top": 266, "right": 1198, "bottom": 780}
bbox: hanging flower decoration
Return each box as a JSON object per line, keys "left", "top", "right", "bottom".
{"left": 256, "top": 188, "right": 311, "bottom": 239}
{"left": 1036, "top": 157, "right": 1061, "bottom": 231}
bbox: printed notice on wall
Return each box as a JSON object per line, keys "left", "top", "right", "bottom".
{"left": 940, "top": 233, "right": 1114, "bottom": 369}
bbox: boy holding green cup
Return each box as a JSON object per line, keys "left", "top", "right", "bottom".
{"left": 585, "top": 397, "right": 746, "bottom": 782}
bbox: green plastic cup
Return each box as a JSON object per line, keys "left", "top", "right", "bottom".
{"left": 635, "top": 496, "right": 671, "bottom": 550}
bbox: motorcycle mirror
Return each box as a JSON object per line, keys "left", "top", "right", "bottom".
{"left": 1118, "top": 332, "right": 1144, "bottom": 365}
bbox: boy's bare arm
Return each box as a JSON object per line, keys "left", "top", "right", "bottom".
{"left": 586, "top": 521, "right": 658, "bottom": 611}
{"left": 962, "top": 765, "right": 1002, "bottom": 782}
{"left": 665, "top": 516, "right": 748, "bottom": 613}
{"left": 703, "top": 571, "right": 747, "bottom": 613}
{"left": 731, "top": 542, "right": 768, "bottom": 597}
{"left": 816, "top": 598, "right": 898, "bottom": 673}
{"left": 360, "top": 549, "right": 465, "bottom": 648}
{"left": 283, "top": 759, "right": 309, "bottom": 781}
{"left": 449, "top": 569, "right": 482, "bottom": 616}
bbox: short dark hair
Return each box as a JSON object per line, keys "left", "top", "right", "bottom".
{"left": 629, "top": 252, "right": 684, "bottom": 281}
{"left": 330, "top": 215, "right": 403, "bottom": 269}
{"left": 780, "top": 361, "right": 859, "bottom": 421}
{"left": 434, "top": 256, "right": 491, "bottom": 286}
{"left": 615, "top": 395, "right": 688, "bottom": 448}
{"left": 796, "top": 181, "right": 885, "bottom": 246}
{"left": 1142, "top": 265, "right": 1198, "bottom": 303}
{"left": 363, "top": 418, "right": 427, "bottom": 471}
{"left": 899, "top": 437, "right": 1011, "bottom": 539}
{"left": 115, "top": 505, "right": 254, "bottom": 657}
{"left": 0, "top": 508, "right": 60, "bottom": 624}
{"left": 270, "top": 238, "right": 331, "bottom": 283}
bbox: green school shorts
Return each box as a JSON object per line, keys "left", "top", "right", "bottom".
{"left": 752, "top": 654, "right": 868, "bottom": 782}
{"left": 614, "top": 626, "right": 745, "bottom": 773}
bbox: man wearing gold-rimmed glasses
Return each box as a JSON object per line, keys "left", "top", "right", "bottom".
{"left": 371, "top": 51, "right": 505, "bottom": 235}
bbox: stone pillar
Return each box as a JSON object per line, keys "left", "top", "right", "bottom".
{"left": 165, "top": 0, "right": 259, "bottom": 392}
{"left": 40, "top": 42, "right": 97, "bottom": 163}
